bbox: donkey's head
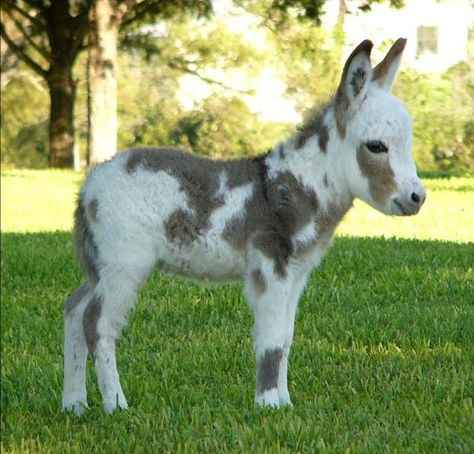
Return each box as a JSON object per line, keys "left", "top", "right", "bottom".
{"left": 335, "top": 38, "right": 425, "bottom": 216}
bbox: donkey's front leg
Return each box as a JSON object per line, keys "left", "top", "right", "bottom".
{"left": 277, "top": 274, "right": 308, "bottom": 407}
{"left": 245, "top": 263, "right": 302, "bottom": 408}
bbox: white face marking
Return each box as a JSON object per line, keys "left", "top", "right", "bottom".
{"left": 343, "top": 86, "right": 425, "bottom": 215}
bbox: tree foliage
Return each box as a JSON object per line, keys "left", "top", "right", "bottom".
{"left": 264, "top": 17, "right": 340, "bottom": 114}
{"left": 395, "top": 63, "right": 474, "bottom": 172}
{"left": 0, "top": 0, "right": 213, "bottom": 167}
{"left": 1, "top": 74, "right": 49, "bottom": 168}
{"left": 1, "top": 0, "right": 88, "bottom": 167}
{"left": 86, "top": 0, "right": 212, "bottom": 164}
{"left": 237, "top": 0, "right": 405, "bottom": 28}
{"left": 1, "top": 0, "right": 472, "bottom": 173}
{"left": 115, "top": 18, "right": 287, "bottom": 159}
{"left": 170, "top": 95, "right": 291, "bottom": 158}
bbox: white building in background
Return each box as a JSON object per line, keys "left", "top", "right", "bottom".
{"left": 324, "top": 0, "right": 474, "bottom": 73}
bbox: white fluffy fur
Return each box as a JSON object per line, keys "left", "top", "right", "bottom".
{"left": 63, "top": 39, "right": 426, "bottom": 415}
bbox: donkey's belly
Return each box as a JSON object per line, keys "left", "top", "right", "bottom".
{"left": 159, "top": 233, "right": 246, "bottom": 283}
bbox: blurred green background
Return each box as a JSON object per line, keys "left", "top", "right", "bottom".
{"left": 1, "top": 0, "right": 473, "bottom": 173}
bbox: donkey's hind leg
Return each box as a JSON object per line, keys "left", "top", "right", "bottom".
{"left": 63, "top": 282, "right": 93, "bottom": 415}
{"left": 83, "top": 263, "right": 151, "bottom": 414}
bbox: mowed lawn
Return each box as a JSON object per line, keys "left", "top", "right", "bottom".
{"left": 1, "top": 169, "right": 473, "bottom": 452}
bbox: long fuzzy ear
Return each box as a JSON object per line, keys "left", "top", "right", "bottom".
{"left": 335, "top": 39, "right": 373, "bottom": 138}
{"left": 372, "top": 38, "right": 407, "bottom": 92}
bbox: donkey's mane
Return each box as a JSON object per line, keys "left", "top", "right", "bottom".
{"left": 293, "top": 100, "right": 333, "bottom": 150}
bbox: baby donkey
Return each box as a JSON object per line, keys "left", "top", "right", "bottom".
{"left": 63, "top": 39, "right": 425, "bottom": 415}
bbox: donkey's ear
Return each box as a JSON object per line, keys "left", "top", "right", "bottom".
{"left": 372, "top": 38, "right": 407, "bottom": 92}
{"left": 335, "top": 40, "right": 373, "bottom": 137}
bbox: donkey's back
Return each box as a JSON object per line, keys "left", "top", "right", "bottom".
{"left": 77, "top": 147, "right": 267, "bottom": 284}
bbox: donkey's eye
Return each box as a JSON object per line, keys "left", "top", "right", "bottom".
{"left": 366, "top": 141, "right": 388, "bottom": 153}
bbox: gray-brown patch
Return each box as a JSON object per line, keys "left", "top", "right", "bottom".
{"left": 323, "top": 173, "right": 329, "bottom": 188}
{"left": 357, "top": 145, "right": 396, "bottom": 204}
{"left": 74, "top": 196, "right": 99, "bottom": 283}
{"left": 125, "top": 148, "right": 268, "bottom": 239}
{"left": 318, "top": 123, "right": 330, "bottom": 153}
{"left": 82, "top": 295, "right": 102, "bottom": 354}
{"left": 164, "top": 209, "right": 199, "bottom": 245}
{"left": 257, "top": 348, "right": 283, "bottom": 394}
{"left": 252, "top": 232, "right": 292, "bottom": 279}
{"left": 294, "top": 104, "right": 330, "bottom": 152}
{"left": 126, "top": 148, "right": 321, "bottom": 279}
{"left": 223, "top": 170, "right": 319, "bottom": 278}
{"left": 261, "top": 172, "right": 319, "bottom": 272}
{"left": 317, "top": 200, "right": 352, "bottom": 241}
{"left": 349, "top": 67, "right": 367, "bottom": 97}
{"left": 278, "top": 143, "right": 285, "bottom": 159}
{"left": 334, "top": 90, "right": 349, "bottom": 139}
{"left": 65, "top": 282, "right": 91, "bottom": 316}
{"left": 251, "top": 269, "right": 266, "bottom": 295}
{"left": 88, "top": 198, "right": 99, "bottom": 221}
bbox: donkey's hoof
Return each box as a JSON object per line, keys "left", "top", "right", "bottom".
{"left": 279, "top": 396, "right": 293, "bottom": 409}
{"left": 256, "top": 389, "right": 280, "bottom": 408}
{"left": 63, "top": 399, "right": 89, "bottom": 416}
{"left": 104, "top": 398, "right": 128, "bottom": 415}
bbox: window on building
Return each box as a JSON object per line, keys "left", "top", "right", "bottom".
{"left": 417, "top": 26, "right": 438, "bottom": 56}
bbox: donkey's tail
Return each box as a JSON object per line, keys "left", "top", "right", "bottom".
{"left": 74, "top": 195, "right": 99, "bottom": 284}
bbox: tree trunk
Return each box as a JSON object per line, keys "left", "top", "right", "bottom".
{"left": 87, "top": 0, "right": 122, "bottom": 165}
{"left": 47, "top": 64, "right": 75, "bottom": 168}
{"left": 43, "top": 0, "right": 85, "bottom": 168}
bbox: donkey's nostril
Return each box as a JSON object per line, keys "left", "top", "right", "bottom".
{"left": 411, "top": 192, "right": 421, "bottom": 203}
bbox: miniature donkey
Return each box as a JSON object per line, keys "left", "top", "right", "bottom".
{"left": 63, "top": 39, "right": 426, "bottom": 415}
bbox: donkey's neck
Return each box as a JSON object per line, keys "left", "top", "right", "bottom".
{"left": 265, "top": 102, "right": 354, "bottom": 217}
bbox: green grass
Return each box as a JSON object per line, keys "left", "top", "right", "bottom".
{"left": 1, "top": 170, "right": 83, "bottom": 233}
{"left": 1, "top": 170, "right": 474, "bottom": 452}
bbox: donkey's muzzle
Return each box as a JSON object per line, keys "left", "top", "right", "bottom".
{"left": 393, "top": 196, "right": 425, "bottom": 217}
